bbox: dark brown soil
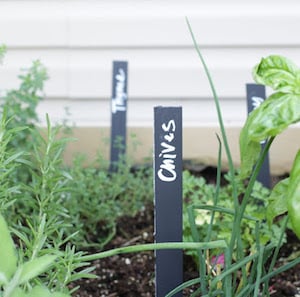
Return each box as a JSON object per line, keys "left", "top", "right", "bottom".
{"left": 70, "top": 167, "right": 300, "bottom": 297}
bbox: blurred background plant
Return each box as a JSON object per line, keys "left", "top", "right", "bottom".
{"left": 0, "top": 45, "right": 5, "bottom": 62}
{"left": 0, "top": 55, "right": 154, "bottom": 294}
{"left": 182, "top": 170, "right": 285, "bottom": 265}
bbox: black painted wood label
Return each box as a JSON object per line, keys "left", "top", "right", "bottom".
{"left": 246, "top": 83, "right": 271, "bottom": 188}
{"left": 110, "top": 61, "right": 128, "bottom": 171}
{"left": 154, "top": 106, "right": 183, "bottom": 297}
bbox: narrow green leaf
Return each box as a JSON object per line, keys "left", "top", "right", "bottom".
{"left": 0, "top": 214, "right": 17, "bottom": 284}
{"left": 287, "top": 150, "right": 300, "bottom": 238}
{"left": 18, "top": 255, "right": 57, "bottom": 285}
{"left": 266, "top": 178, "right": 289, "bottom": 226}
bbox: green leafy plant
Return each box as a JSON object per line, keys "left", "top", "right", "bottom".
{"left": 1, "top": 60, "right": 48, "bottom": 153}
{"left": 241, "top": 55, "right": 300, "bottom": 238}
{"left": 0, "top": 112, "right": 72, "bottom": 297}
{"left": 64, "top": 150, "right": 153, "bottom": 249}
{"left": 0, "top": 108, "right": 95, "bottom": 296}
{"left": 0, "top": 60, "right": 48, "bottom": 185}
{"left": 0, "top": 212, "right": 70, "bottom": 297}
{"left": 182, "top": 171, "right": 284, "bottom": 264}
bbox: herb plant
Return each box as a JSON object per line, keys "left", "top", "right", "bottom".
{"left": 182, "top": 171, "right": 284, "bottom": 264}
{"left": 0, "top": 212, "right": 69, "bottom": 297}
{"left": 1, "top": 60, "right": 48, "bottom": 153}
{"left": 64, "top": 153, "right": 153, "bottom": 249}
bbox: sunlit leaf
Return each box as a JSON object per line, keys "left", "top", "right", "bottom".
{"left": 240, "top": 55, "right": 300, "bottom": 178}
{"left": 18, "top": 255, "right": 57, "bottom": 285}
{"left": 253, "top": 55, "right": 300, "bottom": 94}
{"left": 267, "top": 178, "right": 289, "bottom": 226}
{"left": 287, "top": 150, "right": 300, "bottom": 238}
{"left": 0, "top": 214, "right": 17, "bottom": 284}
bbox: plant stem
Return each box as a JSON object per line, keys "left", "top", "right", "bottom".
{"left": 230, "top": 137, "right": 275, "bottom": 252}
{"left": 81, "top": 240, "right": 227, "bottom": 262}
{"left": 185, "top": 18, "right": 238, "bottom": 206}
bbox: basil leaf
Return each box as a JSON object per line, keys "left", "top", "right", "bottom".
{"left": 240, "top": 55, "right": 300, "bottom": 178}
{"left": 248, "top": 92, "right": 300, "bottom": 141}
{"left": 287, "top": 150, "right": 300, "bottom": 238}
{"left": 240, "top": 91, "right": 300, "bottom": 178}
{"left": 266, "top": 178, "right": 289, "bottom": 226}
{"left": 253, "top": 55, "right": 300, "bottom": 94}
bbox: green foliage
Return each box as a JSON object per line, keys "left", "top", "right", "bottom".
{"left": 287, "top": 150, "right": 300, "bottom": 238}
{"left": 0, "top": 60, "right": 49, "bottom": 185}
{"left": 65, "top": 153, "right": 153, "bottom": 248}
{"left": 0, "top": 116, "right": 71, "bottom": 297}
{"left": 182, "top": 171, "right": 283, "bottom": 262}
{"left": 1, "top": 60, "right": 48, "bottom": 153}
{"left": 0, "top": 213, "right": 17, "bottom": 285}
{"left": 0, "top": 212, "right": 70, "bottom": 297}
{"left": 242, "top": 55, "right": 300, "bottom": 239}
{"left": 240, "top": 55, "right": 300, "bottom": 178}
{"left": 0, "top": 58, "right": 154, "bottom": 294}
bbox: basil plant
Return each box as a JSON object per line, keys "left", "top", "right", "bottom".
{"left": 239, "top": 55, "right": 300, "bottom": 238}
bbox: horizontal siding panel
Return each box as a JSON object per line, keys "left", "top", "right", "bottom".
{"left": 1, "top": 0, "right": 300, "bottom": 172}
{"left": 2, "top": 48, "right": 300, "bottom": 100}
{"left": 1, "top": 1, "right": 300, "bottom": 47}
{"left": 36, "top": 97, "right": 248, "bottom": 128}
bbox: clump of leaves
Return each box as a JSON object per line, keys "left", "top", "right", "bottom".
{"left": 0, "top": 212, "right": 70, "bottom": 297}
{"left": 6, "top": 116, "right": 95, "bottom": 294}
{"left": 0, "top": 113, "right": 75, "bottom": 297}
{"left": 241, "top": 55, "right": 300, "bottom": 238}
{"left": 0, "top": 60, "right": 48, "bottom": 185}
{"left": 64, "top": 153, "right": 153, "bottom": 249}
{"left": 182, "top": 171, "right": 285, "bottom": 264}
{"left": 1, "top": 60, "right": 48, "bottom": 153}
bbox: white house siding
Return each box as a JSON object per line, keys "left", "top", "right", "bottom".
{"left": 0, "top": 0, "right": 300, "bottom": 173}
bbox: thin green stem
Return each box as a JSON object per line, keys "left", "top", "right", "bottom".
{"left": 186, "top": 18, "right": 238, "bottom": 206}
{"left": 206, "top": 134, "right": 222, "bottom": 243}
{"left": 253, "top": 245, "right": 264, "bottom": 297}
{"left": 186, "top": 19, "right": 239, "bottom": 272}
{"left": 229, "top": 137, "right": 275, "bottom": 252}
{"left": 81, "top": 240, "right": 227, "bottom": 262}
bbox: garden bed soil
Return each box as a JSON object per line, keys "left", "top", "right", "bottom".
{"left": 71, "top": 167, "right": 300, "bottom": 297}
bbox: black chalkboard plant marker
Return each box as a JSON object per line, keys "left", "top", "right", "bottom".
{"left": 109, "top": 61, "right": 128, "bottom": 172}
{"left": 246, "top": 84, "right": 271, "bottom": 188}
{"left": 154, "top": 106, "right": 183, "bottom": 297}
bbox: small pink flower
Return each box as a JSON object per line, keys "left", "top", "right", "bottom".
{"left": 211, "top": 253, "right": 225, "bottom": 268}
